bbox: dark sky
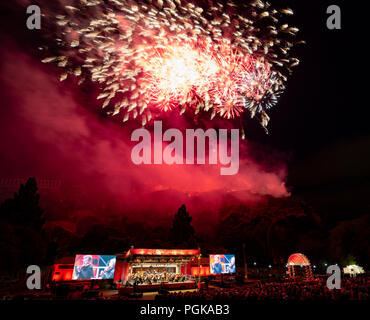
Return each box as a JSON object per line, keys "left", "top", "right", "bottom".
{"left": 244, "top": 1, "right": 364, "bottom": 152}
{"left": 0, "top": 0, "right": 367, "bottom": 221}
{"left": 263, "top": 1, "right": 369, "bottom": 219}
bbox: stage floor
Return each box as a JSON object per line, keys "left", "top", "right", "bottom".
{"left": 119, "top": 281, "right": 196, "bottom": 293}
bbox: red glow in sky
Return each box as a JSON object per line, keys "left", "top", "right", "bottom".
{"left": 0, "top": 39, "right": 289, "bottom": 224}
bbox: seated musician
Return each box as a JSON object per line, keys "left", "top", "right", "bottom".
{"left": 100, "top": 258, "right": 116, "bottom": 279}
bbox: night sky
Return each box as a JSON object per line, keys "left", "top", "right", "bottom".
{"left": 0, "top": 0, "right": 367, "bottom": 225}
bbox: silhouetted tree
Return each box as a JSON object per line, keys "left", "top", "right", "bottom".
{"left": 0, "top": 178, "right": 47, "bottom": 271}
{"left": 214, "top": 196, "right": 322, "bottom": 265}
{"left": 79, "top": 224, "right": 130, "bottom": 253}
{"left": 329, "top": 214, "right": 370, "bottom": 267}
{"left": 0, "top": 177, "right": 44, "bottom": 230}
{"left": 169, "top": 204, "right": 196, "bottom": 248}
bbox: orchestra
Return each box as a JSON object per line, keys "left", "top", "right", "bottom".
{"left": 126, "top": 269, "right": 187, "bottom": 286}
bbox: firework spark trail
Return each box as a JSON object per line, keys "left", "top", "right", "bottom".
{"left": 40, "top": 0, "right": 303, "bottom": 132}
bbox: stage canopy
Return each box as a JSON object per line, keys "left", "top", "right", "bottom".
{"left": 125, "top": 248, "right": 200, "bottom": 258}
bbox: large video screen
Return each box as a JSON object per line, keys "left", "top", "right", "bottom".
{"left": 209, "top": 254, "right": 236, "bottom": 274}
{"left": 72, "top": 254, "right": 116, "bottom": 280}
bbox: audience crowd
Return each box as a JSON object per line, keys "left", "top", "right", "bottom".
{"left": 156, "top": 277, "right": 370, "bottom": 301}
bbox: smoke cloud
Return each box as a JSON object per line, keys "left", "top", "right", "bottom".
{"left": 0, "top": 38, "right": 289, "bottom": 227}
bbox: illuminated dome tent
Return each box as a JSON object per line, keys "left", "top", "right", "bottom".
{"left": 287, "top": 253, "right": 313, "bottom": 280}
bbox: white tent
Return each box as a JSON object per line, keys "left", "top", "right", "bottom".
{"left": 343, "top": 265, "right": 365, "bottom": 277}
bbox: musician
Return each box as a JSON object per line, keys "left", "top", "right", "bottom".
{"left": 211, "top": 255, "right": 223, "bottom": 274}
{"left": 101, "top": 258, "right": 116, "bottom": 279}
{"left": 74, "top": 255, "right": 94, "bottom": 280}
{"left": 226, "top": 256, "right": 236, "bottom": 273}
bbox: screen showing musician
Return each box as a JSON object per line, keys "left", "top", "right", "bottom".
{"left": 72, "top": 254, "right": 116, "bottom": 280}
{"left": 209, "top": 254, "right": 236, "bottom": 274}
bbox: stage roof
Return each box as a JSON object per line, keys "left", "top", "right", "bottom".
{"left": 125, "top": 248, "right": 200, "bottom": 258}
{"left": 287, "top": 253, "right": 311, "bottom": 266}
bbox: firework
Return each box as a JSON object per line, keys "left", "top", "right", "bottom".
{"left": 41, "top": 0, "right": 303, "bottom": 132}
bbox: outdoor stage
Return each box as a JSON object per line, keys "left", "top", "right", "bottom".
{"left": 117, "top": 248, "right": 204, "bottom": 288}
{"left": 50, "top": 248, "right": 211, "bottom": 288}
{"left": 113, "top": 248, "right": 213, "bottom": 293}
